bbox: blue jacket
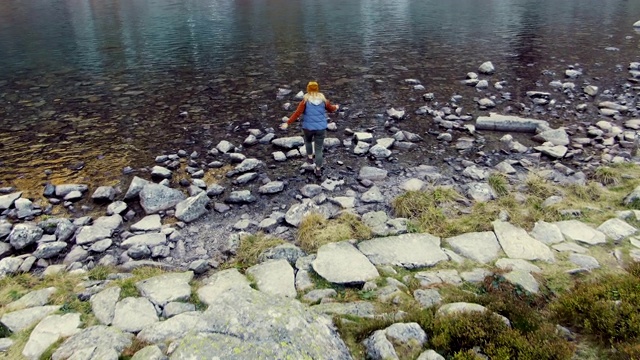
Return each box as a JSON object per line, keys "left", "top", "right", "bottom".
{"left": 302, "top": 100, "right": 327, "bottom": 131}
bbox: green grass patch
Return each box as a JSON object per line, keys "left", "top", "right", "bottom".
{"left": 296, "top": 212, "right": 372, "bottom": 253}
{"left": 488, "top": 173, "right": 509, "bottom": 197}
{"left": 112, "top": 266, "right": 168, "bottom": 299}
{"left": 551, "top": 262, "right": 640, "bottom": 358}
{"left": 88, "top": 265, "right": 115, "bottom": 281}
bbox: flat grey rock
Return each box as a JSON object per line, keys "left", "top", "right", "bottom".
{"left": 246, "top": 259, "right": 296, "bottom": 298}
{"left": 135, "top": 272, "right": 193, "bottom": 307}
{"left": 568, "top": 253, "right": 600, "bottom": 270}
{"left": 313, "top": 241, "right": 379, "bottom": 285}
{"left": 492, "top": 220, "right": 554, "bottom": 262}
{"left": 90, "top": 286, "right": 121, "bottom": 326}
{"left": 445, "top": 231, "right": 502, "bottom": 263}
{"left": 530, "top": 221, "right": 565, "bottom": 245}
{"left": 554, "top": 220, "right": 606, "bottom": 245}
{"left": 552, "top": 242, "right": 589, "bottom": 254}
{"left": 0, "top": 305, "right": 61, "bottom": 333}
{"left": 51, "top": 325, "right": 133, "bottom": 360}
{"left": 131, "top": 345, "right": 166, "bottom": 360}
{"left": 6, "top": 287, "right": 57, "bottom": 311}
{"left": 358, "top": 233, "right": 447, "bottom": 269}
{"left": 120, "top": 233, "right": 167, "bottom": 249}
{"left": 111, "top": 297, "right": 159, "bottom": 333}
{"left": 0, "top": 191, "right": 21, "bottom": 211}
{"left": 596, "top": 218, "right": 637, "bottom": 242}
{"left": 437, "top": 302, "right": 510, "bottom": 326}
{"left": 495, "top": 258, "right": 542, "bottom": 273}
{"left": 311, "top": 301, "right": 376, "bottom": 318}
{"left": 414, "top": 289, "right": 442, "bottom": 308}
{"left": 197, "top": 269, "right": 252, "bottom": 306}
{"left": 8, "top": 223, "right": 43, "bottom": 250}
{"left": 503, "top": 270, "right": 539, "bottom": 294}
{"left": 137, "top": 312, "right": 210, "bottom": 344}
{"left": 130, "top": 215, "right": 162, "bottom": 232}
{"left": 22, "top": 313, "right": 81, "bottom": 360}
{"left": 175, "top": 192, "right": 209, "bottom": 223}
{"left": 414, "top": 269, "right": 461, "bottom": 287}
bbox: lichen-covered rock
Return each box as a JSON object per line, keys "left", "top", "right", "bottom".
{"left": 139, "top": 184, "right": 186, "bottom": 214}
{"left": 51, "top": 325, "right": 132, "bottom": 360}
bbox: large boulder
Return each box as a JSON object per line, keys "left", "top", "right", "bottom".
{"left": 171, "top": 283, "right": 352, "bottom": 359}
{"left": 139, "top": 184, "right": 186, "bottom": 214}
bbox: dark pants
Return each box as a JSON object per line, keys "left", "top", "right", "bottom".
{"left": 302, "top": 129, "right": 326, "bottom": 168}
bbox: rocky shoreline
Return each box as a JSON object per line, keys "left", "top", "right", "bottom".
{"left": 2, "top": 60, "right": 640, "bottom": 359}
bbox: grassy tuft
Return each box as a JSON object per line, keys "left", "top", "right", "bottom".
{"left": 230, "top": 232, "right": 285, "bottom": 270}
{"left": 593, "top": 166, "right": 621, "bottom": 186}
{"left": 119, "top": 338, "right": 151, "bottom": 360}
{"left": 87, "top": 265, "right": 114, "bottom": 281}
{"left": 296, "top": 213, "right": 372, "bottom": 253}
{"left": 488, "top": 173, "right": 509, "bottom": 197}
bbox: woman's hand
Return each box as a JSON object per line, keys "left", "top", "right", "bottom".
{"left": 280, "top": 123, "right": 289, "bottom": 130}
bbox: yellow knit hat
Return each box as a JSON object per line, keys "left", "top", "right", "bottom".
{"left": 307, "top": 81, "right": 319, "bottom": 92}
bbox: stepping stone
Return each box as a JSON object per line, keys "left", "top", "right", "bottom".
{"left": 357, "top": 233, "right": 448, "bottom": 269}
{"left": 568, "top": 253, "right": 600, "bottom": 270}
{"left": 495, "top": 258, "right": 542, "bottom": 273}
{"left": 135, "top": 272, "right": 193, "bottom": 307}
{"left": 552, "top": 242, "right": 589, "bottom": 254}
{"left": 312, "top": 241, "right": 379, "bottom": 285}
{"left": 111, "top": 297, "right": 159, "bottom": 333}
{"left": 529, "top": 221, "right": 564, "bottom": 245}
{"left": 246, "top": 259, "right": 296, "bottom": 298}
{"left": 22, "top": 313, "right": 81, "bottom": 360}
{"left": 414, "top": 269, "right": 462, "bottom": 287}
{"left": 436, "top": 302, "right": 510, "bottom": 326}
{"left": 503, "top": 270, "right": 539, "bottom": 294}
{"left": 445, "top": 231, "right": 502, "bottom": 264}
{"left": 6, "top": 287, "right": 57, "bottom": 311}
{"left": 554, "top": 220, "right": 606, "bottom": 245}
{"left": 492, "top": 221, "right": 554, "bottom": 262}
{"left": 597, "top": 218, "right": 637, "bottom": 242}
{"left": 0, "top": 305, "right": 61, "bottom": 333}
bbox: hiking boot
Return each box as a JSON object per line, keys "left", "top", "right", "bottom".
{"left": 314, "top": 167, "right": 322, "bottom": 177}
{"left": 306, "top": 156, "right": 314, "bottom": 164}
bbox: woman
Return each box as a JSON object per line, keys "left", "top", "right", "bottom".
{"left": 280, "top": 81, "right": 339, "bottom": 177}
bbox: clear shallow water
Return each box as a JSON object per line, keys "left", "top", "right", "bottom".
{"left": 1, "top": 0, "right": 639, "bottom": 188}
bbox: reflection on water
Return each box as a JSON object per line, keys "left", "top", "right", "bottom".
{"left": 0, "top": 0, "right": 639, "bottom": 187}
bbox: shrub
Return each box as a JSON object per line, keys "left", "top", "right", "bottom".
{"left": 551, "top": 267, "right": 640, "bottom": 350}
{"left": 431, "top": 311, "right": 574, "bottom": 360}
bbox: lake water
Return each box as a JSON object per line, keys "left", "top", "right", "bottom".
{"left": 1, "top": 0, "right": 639, "bottom": 189}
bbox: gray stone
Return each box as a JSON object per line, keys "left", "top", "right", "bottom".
{"left": 417, "top": 350, "right": 445, "bottom": 360}
{"left": 476, "top": 113, "right": 548, "bottom": 133}
{"left": 0, "top": 191, "right": 21, "bottom": 211}
{"left": 300, "top": 184, "right": 323, "bottom": 198}
{"left": 568, "top": 253, "right": 600, "bottom": 270}
{"left": 414, "top": 289, "right": 442, "bottom": 308}
{"left": 172, "top": 285, "right": 352, "bottom": 359}
{"left": 8, "top": 223, "right": 43, "bottom": 250}
{"left": 552, "top": 242, "right": 589, "bottom": 254}
{"left": 362, "top": 186, "right": 385, "bottom": 203}
{"left": 175, "top": 192, "right": 209, "bottom": 223}
{"left": 246, "top": 259, "right": 296, "bottom": 298}
{"left": 284, "top": 200, "right": 329, "bottom": 227}
{"left": 131, "top": 345, "right": 166, "bottom": 360}
{"left": 124, "top": 177, "right": 151, "bottom": 200}
{"left": 596, "top": 218, "right": 637, "bottom": 242}
{"left": 0, "top": 338, "right": 13, "bottom": 352}
{"left": 135, "top": 272, "right": 193, "bottom": 306}
{"left": 258, "top": 181, "right": 284, "bottom": 194}
{"left": 188, "top": 260, "right": 210, "bottom": 274}
{"left": 302, "top": 289, "right": 337, "bottom": 303}
{"left": 358, "top": 233, "right": 447, "bottom": 269}
{"left": 271, "top": 136, "right": 305, "bottom": 149}
{"left": 329, "top": 196, "right": 356, "bottom": 209}
{"left": 63, "top": 246, "right": 89, "bottom": 264}
{"left": 54, "top": 219, "right": 76, "bottom": 243}
{"left": 415, "top": 269, "right": 461, "bottom": 287}
{"left": 312, "top": 301, "right": 376, "bottom": 318}
{"left": 354, "top": 141, "right": 370, "bottom": 155}
{"left": 54, "top": 184, "right": 88, "bottom": 198}
{"left": 437, "top": 302, "right": 510, "bottom": 326}
{"left": 400, "top": 178, "right": 425, "bottom": 192}
{"left": 216, "top": 140, "right": 234, "bottom": 153}
{"left": 369, "top": 144, "right": 392, "bottom": 158}
{"left": 121, "top": 233, "right": 167, "bottom": 249}
{"left": 233, "top": 172, "right": 258, "bottom": 185}
{"left": 77, "top": 215, "right": 122, "bottom": 245}
{"left": 492, "top": 220, "right": 554, "bottom": 261}
{"left": 460, "top": 268, "right": 493, "bottom": 283}
{"left": 6, "top": 287, "right": 57, "bottom": 311}
{"left": 162, "top": 302, "right": 195, "bottom": 318}
{"left": 197, "top": 269, "right": 252, "bottom": 306}
{"left": 0, "top": 305, "right": 61, "bottom": 333}
{"left": 136, "top": 311, "right": 209, "bottom": 344}
{"left": 535, "top": 144, "right": 568, "bottom": 159}
{"left": 128, "top": 245, "right": 151, "bottom": 259}
{"left": 363, "top": 330, "right": 398, "bottom": 360}
{"left": 130, "top": 215, "right": 162, "bottom": 232}
{"left": 206, "top": 184, "right": 225, "bottom": 197}
{"left": 22, "top": 313, "right": 81, "bottom": 360}
{"left": 112, "top": 297, "right": 159, "bottom": 333}
{"left": 358, "top": 166, "right": 388, "bottom": 182}
{"left": 534, "top": 128, "right": 570, "bottom": 146}
{"left": 51, "top": 325, "right": 133, "bottom": 360}
{"left": 446, "top": 231, "right": 502, "bottom": 263}
{"left": 554, "top": 220, "right": 607, "bottom": 245}
{"left": 90, "top": 287, "right": 121, "bottom": 326}
{"left": 0, "top": 256, "right": 23, "bottom": 277}
{"left": 478, "top": 61, "right": 495, "bottom": 74}
{"left": 106, "top": 201, "right": 127, "bottom": 215}
{"left": 530, "top": 221, "right": 565, "bottom": 244}
{"left": 33, "top": 241, "right": 67, "bottom": 259}
{"left": 495, "top": 258, "right": 542, "bottom": 273}
{"left": 92, "top": 186, "right": 116, "bottom": 202}
{"left": 503, "top": 270, "right": 539, "bottom": 293}
{"left": 312, "top": 241, "right": 379, "bottom": 285}
{"left": 139, "top": 184, "right": 186, "bottom": 214}
{"left": 225, "top": 190, "right": 256, "bottom": 204}
{"left": 151, "top": 166, "right": 172, "bottom": 179}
